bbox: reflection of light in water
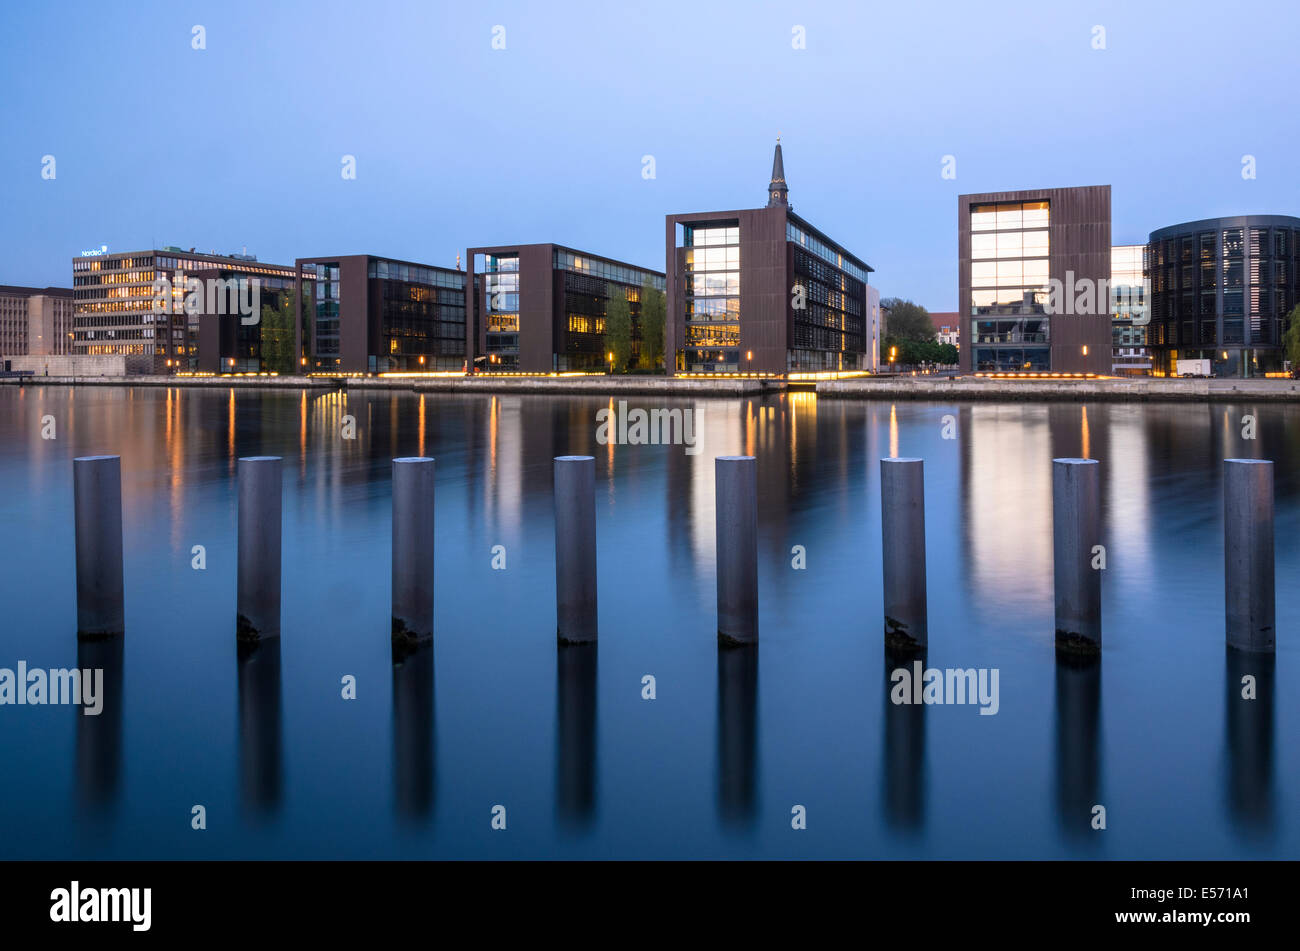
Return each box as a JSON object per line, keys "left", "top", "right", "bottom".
{"left": 1105, "top": 409, "right": 1152, "bottom": 586}
{"left": 890, "top": 403, "right": 898, "bottom": 458}
{"left": 418, "top": 394, "right": 426, "bottom": 459}
{"left": 227, "top": 388, "right": 235, "bottom": 470}
{"left": 606, "top": 397, "right": 615, "bottom": 476}
{"left": 966, "top": 405, "right": 1052, "bottom": 609}
{"left": 167, "top": 388, "right": 183, "bottom": 550}
{"left": 690, "top": 402, "right": 744, "bottom": 590}
{"left": 299, "top": 391, "right": 307, "bottom": 478}
{"left": 748, "top": 400, "right": 759, "bottom": 459}
{"left": 487, "top": 396, "right": 523, "bottom": 536}
{"left": 1081, "top": 407, "right": 1090, "bottom": 459}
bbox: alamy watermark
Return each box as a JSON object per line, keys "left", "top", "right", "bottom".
{"left": 889, "top": 661, "right": 999, "bottom": 715}
{"left": 0, "top": 662, "right": 104, "bottom": 715}
{"left": 596, "top": 400, "right": 700, "bottom": 455}
{"left": 1045, "top": 272, "right": 1148, "bottom": 317}
{"left": 151, "top": 275, "right": 262, "bottom": 325}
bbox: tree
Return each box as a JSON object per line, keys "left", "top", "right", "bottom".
{"left": 604, "top": 282, "right": 632, "bottom": 372}
{"left": 881, "top": 298, "right": 935, "bottom": 343}
{"left": 937, "top": 342, "right": 959, "bottom": 365}
{"left": 259, "top": 290, "right": 295, "bottom": 374}
{"left": 1283, "top": 304, "right": 1300, "bottom": 373}
{"left": 639, "top": 277, "right": 666, "bottom": 370}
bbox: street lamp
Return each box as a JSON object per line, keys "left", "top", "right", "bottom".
{"left": 889, "top": 346, "right": 897, "bottom": 371}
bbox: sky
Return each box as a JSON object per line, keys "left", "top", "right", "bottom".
{"left": 2, "top": 0, "right": 1297, "bottom": 311}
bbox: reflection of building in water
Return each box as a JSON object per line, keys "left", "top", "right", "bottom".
{"left": 485, "top": 396, "right": 524, "bottom": 537}
{"left": 960, "top": 405, "right": 1055, "bottom": 611}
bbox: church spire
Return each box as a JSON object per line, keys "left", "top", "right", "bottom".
{"left": 767, "top": 136, "right": 788, "bottom": 207}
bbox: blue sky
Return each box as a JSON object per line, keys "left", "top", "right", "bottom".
{"left": 2, "top": 0, "right": 1297, "bottom": 310}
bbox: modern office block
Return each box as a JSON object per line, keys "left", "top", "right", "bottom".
{"left": 665, "top": 140, "right": 874, "bottom": 375}
{"left": 958, "top": 185, "right": 1112, "bottom": 375}
{"left": 463, "top": 244, "right": 664, "bottom": 372}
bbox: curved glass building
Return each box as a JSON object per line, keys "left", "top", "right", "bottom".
{"left": 1145, "top": 215, "right": 1300, "bottom": 376}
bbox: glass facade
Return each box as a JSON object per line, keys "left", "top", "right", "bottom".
{"left": 680, "top": 224, "right": 741, "bottom": 370}
{"left": 789, "top": 245, "right": 866, "bottom": 371}
{"left": 1146, "top": 218, "right": 1300, "bottom": 376}
{"left": 970, "top": 200, "right": 1051, "bottom": 371}
{"left": 1110, "top": 244, "right": 1150, "bottom": 374}
{"left": 312, "top": 263, "right": 341, "bottom": 368}
{"left": 483, "top": 254, "right": 520, "bottom": 369}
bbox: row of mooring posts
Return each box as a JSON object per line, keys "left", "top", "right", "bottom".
{"left": 71, "top": 453, "right": 1277, "bottom": 654}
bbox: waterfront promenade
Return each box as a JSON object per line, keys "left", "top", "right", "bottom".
{"left": 4, "top": 372, "right": 1300, "bottom": 402}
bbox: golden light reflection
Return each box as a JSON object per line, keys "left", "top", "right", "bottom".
{"left": 227, "top": 388, "right": 235, "bottom": 469}
{"left": 1081, "top": 406, "right": 1090, "bottom": 459}
{"left": 889, "top": 404, "right": 898, "bottom": 458}
{"left": 745, "top": 400, "right": 754, "bottom": 457}
{"left": 418, "top": 394, "right": 426, "bottom": 458}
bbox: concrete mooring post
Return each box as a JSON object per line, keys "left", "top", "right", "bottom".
{"left": 1224, "top": 459, "right": 1274, "bottom": 653}
{"left": 1052, "top": 458, "right": 1101, "bottom": 655}
{"left": 237, "top": 456, "right": 282, "bottom": 641}
{"left": 881, "top": 457, "right": 927, "bottom": 652}
{"left": 715, "top": 455, "right": 758, "bottom": 646}
{"left": 554, "top": 455, "right": 597, "bottom": 644}
{"left": 392, "top": 457, "right": 436, "bottom": 645}
{"left": 73, "top": 455, "right": 124, "bottom": 638}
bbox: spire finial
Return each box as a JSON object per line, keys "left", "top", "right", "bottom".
{"left": 767, "top": 137, "right": 788, "bottom": 206}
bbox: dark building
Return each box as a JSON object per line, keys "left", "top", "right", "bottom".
{"left": 463, "top": 245, "right": 664, "bottom": 372}
{"left": 1145, "top": 215, "right": 1300, "bottom": 377}
{"left": 665, "top": 141, "right": 874, "bottom": 374}
{"left": 196, "top": 264, "right": 307, "bottom": 374}
{"left": 72, "top": 248, "right": 300, "bottom": 373}
{"left": 293, "top": 255, "right": 467, "bottom": 373}
{"left": 958, "top": 186, "right": 1112, "bottom": 374}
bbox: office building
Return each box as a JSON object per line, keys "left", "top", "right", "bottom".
{"left": 463, "top": 245, "right": 664, "bottom": 372}
{"left": 1110, "top": 244, "right": 1150, "bottom": 375}
{"left": 72, "top": 247, "right": 299, "bottom": 373}
{"left": 0, "top": 285, "right": 74, "bottom": 357}
{"left": 1145, "top": 215, "right": 1300, "bottom": 377}
{"left": 959, "top": 185, "right": 1111, "bottom": 374}
{"left": 665, "top": 140, "right": 874, "bottom": 374}
{"left": 294, "top": 255, "right": 466, "bottom": 374}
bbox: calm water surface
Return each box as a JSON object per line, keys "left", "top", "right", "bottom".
{"left": 0, "top": 385, "right": 1296, "bottom": 859}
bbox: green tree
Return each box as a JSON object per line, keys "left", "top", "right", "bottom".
{"left": 259, "top": 290, "right": 295, "bottom": 374}
{"left": 937, "top": 342, "right": 959, "bottom": 365}
{"left": 639, "top": 278, "right": 666, "bottom": 370}
{"left": 1283, "top": 304, "right": 1300, "bottom": 373}
{"left": 604, "top": 282, "right": 632, "bottom": 372}
{"left": 881, "top": 298, "right": 935, "bottom": 343}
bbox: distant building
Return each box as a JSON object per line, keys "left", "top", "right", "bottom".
{"left": 1111, "top": 244, "right": 1150, "bottom": 375}
{"left": 72, "top": 248, "right": 299, "bottom": 373}
{"left": 464, "top": 245, "right": 663, "bottom": 372}
{"left": 294, "top": 255, "right": 467, "bottom": 374}
{"left": 929, "top": 311, "right": 960, "bottom": 347}
{"left": 865, "top": 285, "right": 881, "bottom": 371}
{"left": 1145, "top": 215, "right": 1300, "bottom": 377}
{"left": 959, "top": 186, "right": 1112, "bottom": 374}
{"left": 0, "top": 285, "right": 74, "bottom": 358}
{"left": 666, "top": 140, "right": 874, "bottom": 374}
